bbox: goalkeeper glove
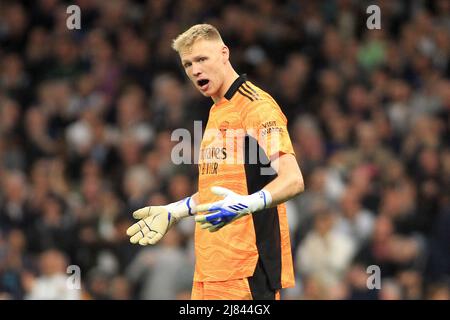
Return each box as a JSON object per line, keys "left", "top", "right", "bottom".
{"left": 126, "top": 196, "right": 195, "bottom": 245}
{"left": 195, "top": 186, "right": 272, "bottom": 232}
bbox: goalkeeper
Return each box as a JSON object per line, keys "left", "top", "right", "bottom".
{"left": 127, "top": 24, "right": 304, "bottom": 300}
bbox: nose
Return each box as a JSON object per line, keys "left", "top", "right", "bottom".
{"left": 192, "top": 63, "right": 202, "bottom": 77}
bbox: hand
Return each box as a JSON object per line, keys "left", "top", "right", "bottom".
{"left": 126, "top": 197, "right": 194, "bottom": 245}
{"left": 195, "top": 187, "right": 271, "bottom": 232}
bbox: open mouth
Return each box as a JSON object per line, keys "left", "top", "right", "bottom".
{"left": 197, "top": 79, "right": 210, "bottom": 89}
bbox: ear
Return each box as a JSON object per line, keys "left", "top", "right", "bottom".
{"left": 221, "top": 45, "right": 229, "bottom": 64}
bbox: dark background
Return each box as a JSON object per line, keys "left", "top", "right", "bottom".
{"left": 0, "top": 0, "right": 449, "bottom": 300}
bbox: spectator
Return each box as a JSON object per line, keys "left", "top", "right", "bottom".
{"left": 334, "top": 187, "right": 375, "bottom": 250}
{"left": 296, "top": 205, "right": 356, "bottom": 291}
{"left": 24, "top": 249, "right": 80, "bottom": 300}
{"left": 126, "top": 227, "right": 193, "bottom": 299}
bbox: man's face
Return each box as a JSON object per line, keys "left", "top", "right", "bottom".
{"left": 180, "top": 39, "right": 227, "bottom": 99}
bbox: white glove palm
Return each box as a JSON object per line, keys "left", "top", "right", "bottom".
{"left": 126, "top": 197, "right": 195, "bottom": 245}
{"left": 195, "top": 187, "right": 272, "bottom": 232}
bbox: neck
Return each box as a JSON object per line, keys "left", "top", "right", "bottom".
{"left": 211, "top": 67, "right": 239, "bottom": 103}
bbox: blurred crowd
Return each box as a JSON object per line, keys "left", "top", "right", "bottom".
{"left": 0, "top": 0, "right": 449, "bottom": 300}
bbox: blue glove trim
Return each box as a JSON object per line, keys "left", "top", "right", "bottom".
{"left": 186, "top": 197, "right": 193, "bottom": 216}
{"left": 261, "top": 191, "right": 267, "bottom": 208}
{"left": 206, "top": 207, "right": 237, "bottom": 225}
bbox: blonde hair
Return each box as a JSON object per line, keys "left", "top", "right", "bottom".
{"left": 172, "top": 24, "right": 223, "bottom": 53}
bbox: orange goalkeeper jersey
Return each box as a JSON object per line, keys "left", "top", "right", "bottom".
{"left": 195, "top": 74, "right": 295, "bottom": 290}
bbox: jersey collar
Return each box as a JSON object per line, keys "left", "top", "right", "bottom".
{"left": 224, "top": 74, "right": 248, "bottom": 100}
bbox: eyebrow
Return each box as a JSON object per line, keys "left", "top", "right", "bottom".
{"left": 182, "top": 55, "right": 207, "bottom": 65}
